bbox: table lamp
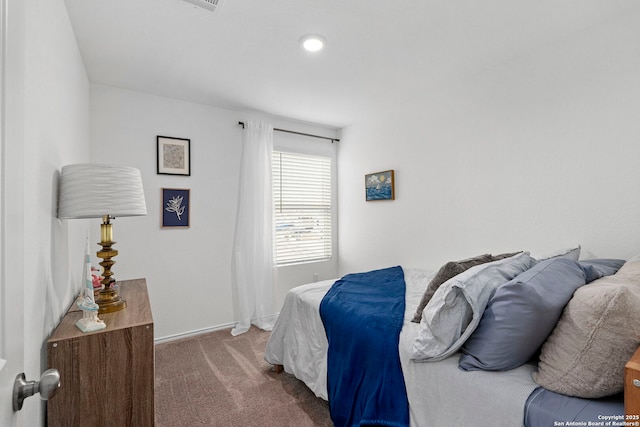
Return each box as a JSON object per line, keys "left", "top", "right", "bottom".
{"left": 58, "top": 164, "right": 147, "bottom": 313}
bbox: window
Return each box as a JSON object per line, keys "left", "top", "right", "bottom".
{"left": 273, "top": 151, "right": 332, "bottom": 265}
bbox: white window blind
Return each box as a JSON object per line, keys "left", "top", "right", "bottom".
{"left": 273, "top": 151, "right": 332, "bottom": 265}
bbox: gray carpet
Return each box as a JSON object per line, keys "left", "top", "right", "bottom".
{"left": 155, "top": 326, "right": 332, "bottom": 426}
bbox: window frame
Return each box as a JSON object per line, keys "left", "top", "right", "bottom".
{"left": 272, "top": 150, "right": 333, "bottom": 266}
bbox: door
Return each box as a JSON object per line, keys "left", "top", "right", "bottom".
{"left": 0, "top": 0, "right": 26, "bottom": 423}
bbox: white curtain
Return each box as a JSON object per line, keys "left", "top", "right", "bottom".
{"left": 231, "top": 121, "right": 276, "bottom": 336}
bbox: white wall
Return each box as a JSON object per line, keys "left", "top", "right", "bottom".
{"left": 21, "top": 0, "right": 90, "bottom": 424}
{"left": 338, "top": 12, "right": 640, "bottom": 275}
{"left": 90, "top": 84, "right": 338, "bottom": 340}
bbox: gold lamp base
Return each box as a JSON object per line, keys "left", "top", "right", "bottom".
{"left": 96, "top": 286, "right": 126, "bottom": 314}
{"left": 96, "top": 215, "right": 127, "bottom": 314}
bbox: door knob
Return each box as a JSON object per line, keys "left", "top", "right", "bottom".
{"left": 12, "top": 369, "right": 60, "bottom": 411}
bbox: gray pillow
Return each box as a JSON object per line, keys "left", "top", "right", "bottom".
{"left": 578, "top": 258, "right": 626, "bottom": 283}
{"left": 411, "top": 252, "right": 520, "bottom": 323}
{"left": 533, "top": 258, "right": 640, "bottom": 398}
{"left": 459, "top": 258, "right": 588, "bottom": 371}
{"left": 411, "top": 252, "right": 534, "bottom": 362}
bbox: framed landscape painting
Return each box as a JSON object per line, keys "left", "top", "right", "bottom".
{"left": 365, "top": 170, "right": 395, "bottom": 201}
{"left": 157, "top": 136, "right": 191, "bottom": 176}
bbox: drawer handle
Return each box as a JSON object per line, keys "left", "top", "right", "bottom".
{"left": 634, "top": 379, "right": 640, "bottom": 388}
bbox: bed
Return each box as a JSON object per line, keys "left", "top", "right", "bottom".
{"left": 265, "top": 249, "right": 640, "bottom": 427}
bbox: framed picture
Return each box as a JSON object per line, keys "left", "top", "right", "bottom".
{"left": 157, "top": 136, "right": 190, "bottom": 176}
{"left": 162, "top": 188, "right": 190, "bottom": 228}
{"left": 365, "top": 170, "right": 395, "bottom": 201}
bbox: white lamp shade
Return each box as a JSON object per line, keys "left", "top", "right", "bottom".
{"left": 58, "top": 164, "right": 147, "bottom": 219}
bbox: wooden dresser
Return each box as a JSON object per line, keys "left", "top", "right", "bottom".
{"left": 47, "top": 278, "right": 154, "bottom": 427}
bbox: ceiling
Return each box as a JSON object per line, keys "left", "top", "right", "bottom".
{"left": 64, "top": 0, "right": 640, "bottom": 129}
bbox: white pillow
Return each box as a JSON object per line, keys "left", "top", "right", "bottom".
{"left": 410, "top": 252, "right": 535, "bottom": 362}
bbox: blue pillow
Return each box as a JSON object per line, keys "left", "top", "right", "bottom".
{"left": 459, "top": 258, "right": 587, "bottom": 371}
{"left": 578, "top": 259, "right": 625, "bottom": 283}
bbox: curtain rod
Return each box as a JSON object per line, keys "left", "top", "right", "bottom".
{"left": 238, "top": 121, "right": 339, "bottom": 143}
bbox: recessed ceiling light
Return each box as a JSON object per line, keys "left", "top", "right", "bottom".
{"left": 299, "top": 34, "right": 327, "bottom": 52}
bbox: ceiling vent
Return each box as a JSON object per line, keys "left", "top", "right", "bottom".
{"left": 180, "top": 0, "right": 224, "bottom": 13}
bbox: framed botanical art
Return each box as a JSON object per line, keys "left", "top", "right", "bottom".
{"left": 157, "top": 136, "right": 190, "bottom": 176}
{"left": 365, "top": 170, "right": 395, "bottom": 201}
{"left": 162, "top": 188, "right": 190, "bottom": 228}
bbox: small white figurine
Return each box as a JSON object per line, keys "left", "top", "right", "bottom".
{"left": 75, "top": 235, "right": 106, "bottom": 332}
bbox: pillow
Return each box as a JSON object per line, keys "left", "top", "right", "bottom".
{"left": 492, "top": 251, "right": 524, "bottom": 261}
{"left": 578, "top": 258, "right": 625, "bottom": 283}
{"left": 459, "top": 258, "right": 587, "bottom": 371}
{"left": 533, "top": 258, "right": 640, "bottom": 398}
{"left": 410, "top": 254, "right": 493, "bottom": 323}
{"left": 411, "top": 251, "right": 521, "bottom": 323}
{"left": 627, "top": 253, "right": 640, "bottom": 263}
{"left": 531, "top": 245, "right": 581, "bottom": 262}
{"left": 410, "top": 252, "right": 534, "bottom": 362}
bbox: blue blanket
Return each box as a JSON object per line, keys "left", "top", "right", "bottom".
{"left": 319, "top": 266, "right": 409, "bottom": 427}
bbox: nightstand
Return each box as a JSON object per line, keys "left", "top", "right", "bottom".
{"left": 625, "top": 346, "right": 640, "bottom": 418}
{"left": 47, "top": 278, "right": 154, "bottom": 427}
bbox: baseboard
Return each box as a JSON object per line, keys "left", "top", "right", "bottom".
{"left": 154, "top": 322, "right": 237, "bottom": 344}
{"left": 154, "top": 313, "right": 280, "bottom": 344}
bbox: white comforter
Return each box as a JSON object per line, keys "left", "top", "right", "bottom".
{"left": 265, "top": 279, "right": 334, "bottom": 399}
{"left": 264, "top": 267, "right": 539, "bottom": 427}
